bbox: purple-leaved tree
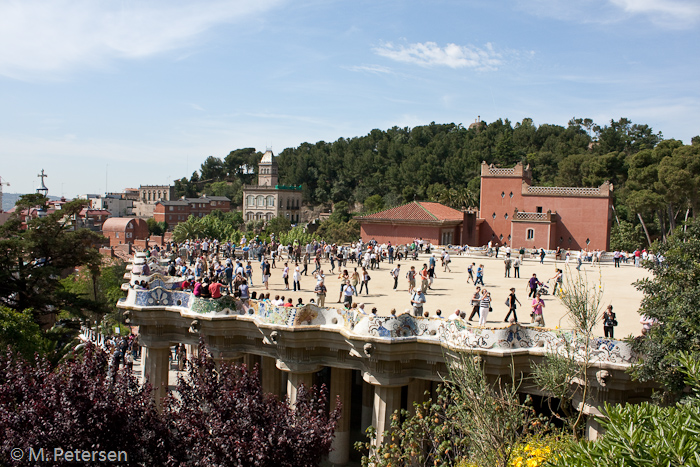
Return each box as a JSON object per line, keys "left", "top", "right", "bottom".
{"left": 164, "top": 344, "right": 341, "bottom": 466}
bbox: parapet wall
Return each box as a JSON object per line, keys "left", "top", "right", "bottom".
{"left": 118, "top": 285, "right": 636, "bottom": 368}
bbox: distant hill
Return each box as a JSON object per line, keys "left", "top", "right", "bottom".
{"left": 2, "top": 192, "right": 62, "bottom": 212}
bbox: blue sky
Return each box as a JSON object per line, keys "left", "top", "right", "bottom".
{"left": 1, "top": 0, "right": 698, "bottom": 197}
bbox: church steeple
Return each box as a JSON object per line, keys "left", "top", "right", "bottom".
{"left": 258, "top": 150, "right": 278, "bottom": 186}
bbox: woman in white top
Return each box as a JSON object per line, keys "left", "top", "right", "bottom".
{"left": 479, "top": 289, "right": 491, "bottom": 326}
{"left": 293, "top": 265, "right": 301, "bottom": 292}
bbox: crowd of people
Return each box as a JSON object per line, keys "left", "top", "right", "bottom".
{"left": 130, "top": 236, "right": 649, "bottom": 338}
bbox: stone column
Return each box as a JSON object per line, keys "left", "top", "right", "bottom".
{"left": 586, "top": 416, "right": 604, "bottom": 441}
{"left": 372, "top": 385, "right": 402, "bottom": 447}
{"left": 286, "top": 371, "right": 314, "bottom": 405}
{"left": 142, "top": 345, "right": 171, "bottom": 407}
{"left": 329, "top": 367, "right": 352, "bottom": 466}
{"left": 407, "top": 378, "right": 431, "bottom": 416}
{"left": 361, "top": 380, "right": 373, "bottom": 432}
{"left": 243, "top": 353, "right": 261, "bottom": 371}
{"left": 262, "top": 356, "right": 282, "bottom": 397}
{"left": 185, "top": 344, "right": 198, "bottom": 362}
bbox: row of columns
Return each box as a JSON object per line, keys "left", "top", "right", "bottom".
{"left": 141, "top": 348, "right": 431, "bottom": 466}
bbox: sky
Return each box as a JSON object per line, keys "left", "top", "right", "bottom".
{"left": 0, "top": 0, "right": 698, "bottom": 198}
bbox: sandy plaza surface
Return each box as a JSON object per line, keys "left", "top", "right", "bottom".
{"left": 244, "top": 250, "right": 651, "bottom": 339}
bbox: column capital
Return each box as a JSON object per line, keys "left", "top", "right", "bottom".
{"left": 276, "top": 359, "right": 322, "bottom": 374}
{"left": 362, "top": 371, "right": 410, "bottom": 387}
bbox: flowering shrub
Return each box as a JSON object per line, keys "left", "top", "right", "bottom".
{"left": 508, "top": 434, "right": 568, "bottom": 467}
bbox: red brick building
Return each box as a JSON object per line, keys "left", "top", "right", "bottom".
{"left": 356, "top": 201, "right": 464, "bottom": 245}
{"left": 475, "top": 162, "right": 613, "bottom": 251}
{"left": 153, "top": 195, "right": 231, "bottom": 227}
{"left": 102, "top": 217, "right": 149, "bottom": 247}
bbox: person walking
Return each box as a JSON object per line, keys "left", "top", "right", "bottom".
{"left": 468, "top": 287, "right": 482, "bottom": 321}
{"left": 315, "top": 280, "right": 327, "bottom": 307}
{"left": 358, "top": 267, "right": 370, "bottom": 295}
{"left": 261, "top": 259, "right": 271, "bottom": 290}
{"left": 528, "top": 274, "right": 540, "bottom": 298}
{"left": 478, "top": 289, "right": 491, "bottom": 326}
{"left": 410, "top": 290, "right": 426, "bottom": 317}
{"left": 341, "top": 280, "right": 355, "bottom": 307}
{"left": 337, "top": 269, "right": 349, "bottom": 302}
{"left": 504, "top": 256, "right": 512, "bottom": 278}
{"left": 292, "top": 265, "right": 301, "bottom": 292}
{"left": 301, "top": 253, "right": 309, "bottom": 275}
{"left": 443, "top": 251, "right": 452, "bottom": 272}
{"left": 390, "top": 264, "right": 401, "bottom": 290}
{"left": 513, "top": 257, "right": 521, "bottom": 278}
{"left": 282, "top": 263, "right": 290, "bottom": 290}
{"left": 603, "top": 305, "right": 617, "bottom": 338}
{"left": 475, "top": 264, "right": 485, "bottom": 286}
{"left": 539, "top": 248, "right": 546, "bottom": 264}
{"left": 407, "top": 266, "right": 417, "bottom": 293}
{"left": 504, "top": 288, "right": 521, "bottom": 323}
{"left": 420, "top": 264, "right": 429, "bottom": 293}
{"left": 550, "top": 269, "right": 563, "bottom": 296}
{"left": 467, "top": 262, "right": 475, "bottom": 283}
{"left": 351, "top": 268, "right": 360, "bottom": 296}
{"left": 531, "top": 293, "right": 545, "bottom": 326}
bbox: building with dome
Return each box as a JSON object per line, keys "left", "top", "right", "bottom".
{"left": 242, "top": 150, "right": 303, "bottom": 223}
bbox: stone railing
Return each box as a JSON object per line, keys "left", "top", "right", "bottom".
{"left": 119, "top": 287, "right": 636, "bottom": 366}
{"left": 512, "top": 211, "right": 553, "bottom": 222}
{"left": 122, "top": 273, "right": 185, "bottom": 291}
{"left": 486, "top": 167, "right": 517, "bottom": 176}
{"left": 525, "top": 186, "right": 604, "bottom": 197}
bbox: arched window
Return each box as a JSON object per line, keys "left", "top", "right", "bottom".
{"left": 246, "top": 212, "right": 253, "bottom": 221}
{"left": 256, "top": 195, "right": 264, "bottom": 206}
{"left": 247, "top": 195, "right": 255, "bottom": 206}
{"left": 267, "top": 196, "right": 275, "bottom": 207}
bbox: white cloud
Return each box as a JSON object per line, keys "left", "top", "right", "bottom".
{"left": 518, "top": 0, "right": 700, "bottom": 28}
{"left": 344, "top": 64, "right": 393, "bottom": 75}
{"left": 610, "top": 0, "right": 700, "bottom": 26}
{"left": 374, "top": 41, "right": 502, "bottom": 71}
{"left": 0, "top": 0, "right": 283, "bottom": 80}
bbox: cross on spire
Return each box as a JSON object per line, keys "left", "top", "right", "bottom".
{"left": 37, "top": 169, "right": 49, "bottom": 195}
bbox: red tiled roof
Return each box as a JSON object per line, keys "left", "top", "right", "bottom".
{"left": 358, "top": 201, "right": 463, "bottom": 222}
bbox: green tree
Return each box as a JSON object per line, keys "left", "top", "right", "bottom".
{"left": 146, "top": 218, "right": 167, "bottom": 236}
{"left": 0, "top": 198, "right": 103, "bottom": 323}
{"left": 0, "top": 306, "right": 50, "bottom": 360}
{"left": 555, "top": 352, "right": 700, "bottom": 467}
{"left": 172, "top": 215, "right": 206, "bottom": 243}
{"left": 60, "top": 261, "right": 127, "bottom": 328}
{"left": 329, "top": 201, "right": 352, "bottom": 223}
{"left": 630, "top": 218, "right": 700, "bottom": 398}
{"left": 315, "top": 219, "right": 360, "bottom": 245}
{"left": 358, "top": 351, "right": 539, "bottom": 467}
{"left": 203, "top": 180, "right": 243, "bottom": 206}
{"left": 223, "top": 147, "right": 260, "bottom": 184}
{"left": 532, "top": 268, "right": 604, "bottom": 439}
{"left": 362, "top": 194, "right": 384, "bottom": 214}
{"left": 174, "top": 176, "right": 197, "bottom": 198}
{"left": 199, "top": 156, "right": 226, "bottom": 182}
{"left": 608, "top": 220, "right": 645, "bottom": 251}
{"left": 265, "top": 216, "right": 292, "bottom": 238}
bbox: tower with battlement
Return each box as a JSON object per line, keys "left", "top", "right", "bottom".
{"left": 478, "top": 162, "right": 613, "bottom": 250}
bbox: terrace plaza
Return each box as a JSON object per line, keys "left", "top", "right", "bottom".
{"left": 116, "top": 251, "right": 654, "bottom": 466}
